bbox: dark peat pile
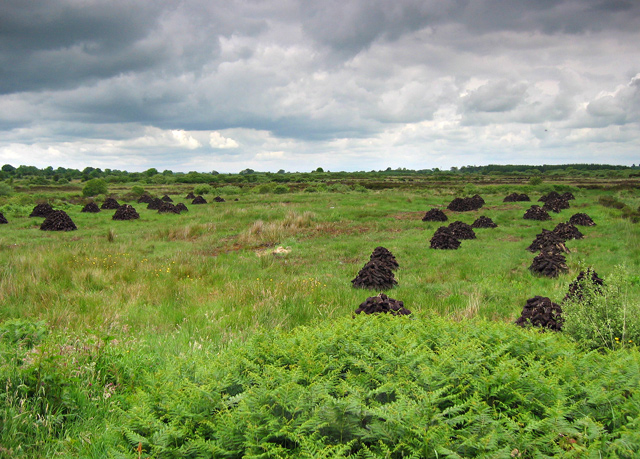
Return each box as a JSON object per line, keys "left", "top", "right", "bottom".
{"left": 213, "top": 196, "right": 226, "bottom": 202}
{"left": 447, "top": 195, "right": 484, "bottom": 212}
{"left": 147, "top": 198, "right": 164, "bottom": 210}
{"left": 514, "top": 296, "right": 563, "bottom": 331}
{"left": 192, "top": 196, "right": 207, "bottom": 204}
{"left": 30, "top": 203, "right": 54, "bottom": 217}
{"left": 158, "top": 203, "right": 180, "bottom": 214}
{"left": 564, "top": 268, "right": 604, "bottom": 302}
{"left": 161, "top": 195, "right": 173, "bottom": 202}
{"left": 448, "top": 221, "right": 476, "bottom": 240}
{"left": 137, "top": 194, "right": 153, "bottom": 203}
{"left": 527, "top": 229, "right": 569, "bottom": 254}
{"left": 175, "top": 202, "right": 188, "bottom": 212}
{"left": 430, "top": 226, "right": 461, "bottom": 249}
{"left": 471, "top": 216, "right": 497, "bottom": 228}
{"left": 529, "top": 251, "right": 568, "bottom": 278}
{"left": 40, "top": 210, "right": 77, "bottom": 231}
{"left": 542, "top": 198, "right": 570, "bottom": 213}
{"left": 185, "top": 192, "right": 196, "bottom": 199}
{"left": 81, "top": 202, "right": 101, "bottom": 213}
{"left": 538, "top": 191, "right": 561, "bottom": 202}
{"left": 0, "top": 213, "right": 7, "bottom": 224}
{"left": 523, "top": 205, "right": 551, "bottom": 221}
{"left": 101, "top": 198, "right": 121, "bottom": 209}
{"left": 569, "top": 213, "right": 596, "bottom": 226}
{"left": 422, "top": 208, "right": 448, "bottom": 222}
{"left": 368, "top": 246, "right": 399, "bottom": 271}
{"left": 113, "top": 204, "right": 139, "bottom": 220}
{"left": 351, "top": 261, "right": 397, "bottom": 290}
{"left": 503, "top": 193, "right": 530, "bottom": 202}
{"left": 355, "top": 293, "right": 411, "bottom": 316}
{"left": 553, "top": 222, "right": 583, "bottom": 241}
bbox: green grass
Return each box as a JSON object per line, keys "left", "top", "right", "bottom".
{"left": 1, "top": 184, "right": 640, "bottom": 457}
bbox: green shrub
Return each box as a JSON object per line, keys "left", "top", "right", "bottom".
{"left": 273, "top": 184, "right": 289, "bottom": 194}
{"left": 528, "top": 176, "right": 543, "bottom": 186}
{"left": 352, "top": 184, "right": 368, "bottom": 193}
{"left": 0, "top": 182, "right": 14, "bottom": 196}
{"left": 193, "top": 184, "right": 212, "bottom": 195}
{"left": 0, "top": 318, "right": 48, "bottom": 347}
{"left": 254, "top": 183, "right": 276, "bottom": 194}
{"left": 82, "top": 178, "right": 108, "bottom": 197}
{"left": 213, "top": 185, "right": 242, "bottom": 195}
{"left": 563, "top": 265, "right": 640, "bottom": 351}
{"left": 112, "top": 316, "right": 640, "bottom": 458}
{"left": 326, "top": 183, "right": 350, "bottom": 193}
{"left": 131, "top": 185, "right": 145, "bottom": 196}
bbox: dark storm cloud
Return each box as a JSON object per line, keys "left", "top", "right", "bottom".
{"left": 1, "top": 0, "right": 639, "bottom": 171}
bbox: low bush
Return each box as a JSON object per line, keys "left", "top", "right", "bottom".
{"left": 111, "top": 315, "right": 640, "bottom": 458}
{"left": 82, "top": 178, "right": 108, "bottom": 197}
{"left": 563, "top": 265, "right": 640, "bottom": 351}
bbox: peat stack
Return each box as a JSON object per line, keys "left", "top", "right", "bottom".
{"left": 40, "top": 210, "right": 77, "bottom": 231}
{"left": 447, "top": 196, "right": 483, "bottom": 212}
{"left": 192, "top": 196, "right": 207, "bottom": 204}
{"left": 351, "top": 261, "right": 397, "bottom": 290}
{"left": 471, "top": 194, "right": 485, "bottom": 207}
{"left": 369, "top": 246, "right": 399, "bottom": 271}
{"left": 543, "top": 198, "right": 570, "bottom": 213}
{"left": 0, "top": 213, "right": 7, "bottom": 224}
{"left": 561, "top": 192, "right": 575, "bottom": 201}
{"left": 515, "top": 296, "right": 563, "bottom": 331}
{"left": 553, "top": 222, "right": 583, "bottom": 241}
{"left": 569, "top": 213, "right": 596, "bottom": 226}
{"left": 430, "top": 227, "right": 461, "bottom": 249}
{"left": 175, "top": 202, "right": 188, "bottom": 213}
{"left": 448, "top": 221, "right": 476, "bottom": 240}
{"left": 185, "top": 192, "right": 196, "bottom": 199}
{"left": 503, "top": 193, "right": 530, "bottom": 202}
{"left": 101, "top": 198, "right": 121, "bottom": 210}
{"left": 158, "top": 202, "right": 180, "bottom": 214}
{"left": 161, "top": 194, "right": 173, "bottom": 202}
{"left": 112, "top": 204, "right": 139, "bottom": 220}
{"left": 137, "top": 194, "right": 153, "bottom": 204}
{"left": 422, "top": 208, "right": 448, "bottom": 222}
{"left": 564, "top": 268, "right": 604, "bottom": 302}
{"left": 355, "top": 293, "right": 411, "bottom": 316}
{"left": 147, "top": 198, "right": 164, "bottom": 210}
{"left": 529, "top": 251, "right": 568, "bottom": 278}
{"left": 527, "top": 229, "right": 570, "bottom": 254}
{"left": 213, "top": 196, "right": 226, "bottom": 202}
{"left": 523, "top": 205, "right": 551, "bottom": 221}
{"left": 81, "top": 202, "right": 101, "bottom": 213}
{"left": 538, "top": 191, "right": 561, "bottom": 202}
{"left": 30, "top": 203, "right": 54, "bottom": 217}
{"left": 471, "top": 216, "right": 497, "bottom": 228}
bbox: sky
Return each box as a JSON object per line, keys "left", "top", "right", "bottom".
{"left": 1, "top": 0, "right": 639, "bottom": 173}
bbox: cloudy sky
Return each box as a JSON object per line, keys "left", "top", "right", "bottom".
{"left": 1, "top": 0, "right": 639, "bottom": 173}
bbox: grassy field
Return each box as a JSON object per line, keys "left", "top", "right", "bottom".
{"left": 1, "top": 180, "right": 640, "bottom": 457}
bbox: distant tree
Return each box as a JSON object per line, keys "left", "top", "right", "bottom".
{"left": 315, "top": 167, "right": 324, "bottom": 173}
{"left": 239, "top": 168, "right": 255, "bottom": 175}
{"left": 1, "top": 164, "right": 15, "bottom": 173}
{"left": 277, "top": 169, "right": 286, "bottom": 174}
{"left": 82, "top": 178, "right": 108, "bottom": 197}
{"left": 162, "top": 169, "right": 174, "bottom": 176}
{"left": 144, "top": 168, "right": 158, "bottom": 177}
{"left": 131, "top": 186, "right": 145, "bottom": 196}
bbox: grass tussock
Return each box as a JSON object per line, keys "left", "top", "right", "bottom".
{"left": 238, "top": 210, "right": 316, "bottom": 246}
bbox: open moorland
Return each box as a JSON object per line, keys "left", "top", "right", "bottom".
{"left": 1, "top": 169, "right": 640, "bottom": 458}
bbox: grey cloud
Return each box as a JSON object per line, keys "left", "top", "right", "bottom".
{"left": 586, "top": 75, "right": 640, "bottom": 125}
{"left": 463, "top": 80, "right": 528, "bottom": 113}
